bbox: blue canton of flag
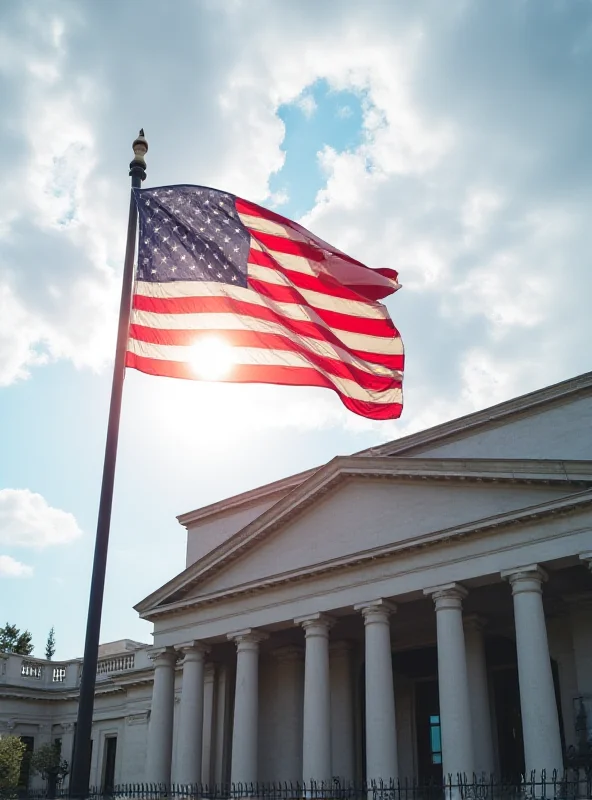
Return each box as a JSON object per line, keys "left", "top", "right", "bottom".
{"left": 134, "top": 185, "right": 251, "bottom": 287}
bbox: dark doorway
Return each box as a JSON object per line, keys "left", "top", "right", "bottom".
{"left": 415, "top": 679, "right": 443, "bottom": 784}
{"left": 102, "top": 737, "right": 117, "bottom": 794}
{"left": 18, "top": 736, "right": 35, "bottom": 790}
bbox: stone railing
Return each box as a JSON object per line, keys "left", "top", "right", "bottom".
{"left": 0, "top": 648, "right": 151, "bottom": 690}
{"left": 97, "top": 653, "right": 135, "bottom": 674}
{"left": 0, "top": 654, "right": 80, "bottom": 689}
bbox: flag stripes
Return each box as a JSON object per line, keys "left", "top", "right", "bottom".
{"left": 127, "top": 186, "right": 404, "bottom": 419}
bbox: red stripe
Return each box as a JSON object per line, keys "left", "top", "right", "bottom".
{"left": 247, "top": 229, "right": 325, "bottom": 263}
{"left": 132, "top": 293, "right": 402, "bottom": 369}
{"left": 133, "top": 289, "right": 397, "bottom": 340}
{"left": 128, "top": 324, "right": 402, "bottom": 392}
{"left": 125, "top": 351, "right": 403, "bottom": 420}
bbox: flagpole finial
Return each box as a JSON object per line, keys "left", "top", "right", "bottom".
{"left": 130, "top": 129, "right": 148, "bottom": 182}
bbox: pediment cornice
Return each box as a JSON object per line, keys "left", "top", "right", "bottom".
{"left": 136, "top": 457, "right": 592, "bottom": 618}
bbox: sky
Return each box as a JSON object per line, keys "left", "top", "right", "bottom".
{"left": 0, "top": 0, "right": 591, "bottom": 661}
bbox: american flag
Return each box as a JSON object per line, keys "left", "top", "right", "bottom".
{"left": 126, "top": 185, "right": 404, "bottom": 420}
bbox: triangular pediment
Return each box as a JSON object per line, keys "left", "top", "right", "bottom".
{"left": 135, "top": 457, "right": 592, "bottom": 618}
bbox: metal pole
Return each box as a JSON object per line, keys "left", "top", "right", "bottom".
{"left": 69, "top": 130, "right": 148, "bottom": 798}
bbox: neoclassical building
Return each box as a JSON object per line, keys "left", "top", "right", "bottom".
{"left": 2, "top": 371, "right": 592, "bottom": 790}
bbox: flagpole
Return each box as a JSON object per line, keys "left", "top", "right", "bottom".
{"left": 69, "top": 130, "right": 148, "bottom": 798}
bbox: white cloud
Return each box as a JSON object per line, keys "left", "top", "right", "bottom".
{"left": 0, "top": 0, "right": 590, "bottom": 439}
{"left": 268, "top": 188, "right": 290, "bottom": 207}
{"left": 0, "top": 489, "right": 83, "bottom": 549}
{"left": 0, "top": 555, "right": 33, "bottom": 578}
{"left": 297, "top": 93, "right": 318, "bottom": 118}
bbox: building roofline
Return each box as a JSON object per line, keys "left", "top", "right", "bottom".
{"left": 360, "top": 370, "right": 592, "bottom": 457}
{"left": 176, "top": 468, "right": 317, "bottom": 528}
{"left": 174, "top": 371, "right": 592, "bottom": 528}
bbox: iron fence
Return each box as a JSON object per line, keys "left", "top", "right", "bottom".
{"left": 4, "top": 772, "right": 592, "bottom": 800}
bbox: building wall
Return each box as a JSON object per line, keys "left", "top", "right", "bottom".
{"left": 191, "top": 480, "right": 573, "bottom": 596}
{"left": 185, "top": 497, "right": 284, "bottom": 568}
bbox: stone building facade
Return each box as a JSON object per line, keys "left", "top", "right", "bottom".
{"left": 2, "top": 371, "right": 592, "bottom": 789}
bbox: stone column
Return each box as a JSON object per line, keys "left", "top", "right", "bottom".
{"left": 424, "top": 584, "right": 474, "bottom": 780}
{"left": 296, "top": 613, "right": 333, "bottom": 783}
{"left": 464, "top": 616, "right": 495, "bottom": 777}
{"left": 146, "top": 647, "right": 177, "bottom": 785}
{"left": 502, "top": 566, "right": 563, "bottom": 775}
{"left": 176, "top": 642, "right": 209, "bottom": 785}
{"left": 355, "top": 600, "right": 398, "bottom": 783}
{"left": 273, "top": 646, "right": 304, "bottom": 781}
{"left": 228, "top": 629, "right": 267, "bottom": 785}
{"left": 201, "top": 663, "right": 217, "bottom": 785}
{"left": 330, "top": 641, "right": 356, "bottom": 782}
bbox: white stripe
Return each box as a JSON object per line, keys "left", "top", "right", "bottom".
{"left": 126, "top": 338, "right": 403, "bottom": 405}
{"left": 247, "top": 264, "right": 390, "bottom": 319}
{"left": 132, "top": 306, "right": 401, "bottom": 356}
{"left": 239, "top": 212, "right": 298, "bottom": 239}
{"left": 131, "top": 310, "right": 402, "bottom": 378}
{"left": 134, "top": 281, "right": 400, "bottom": 339}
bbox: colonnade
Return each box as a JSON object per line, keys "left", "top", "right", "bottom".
{"left": 145, "top": 564, "right": 569, "bottom": 784}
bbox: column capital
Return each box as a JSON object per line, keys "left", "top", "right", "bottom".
{"left": 502, "top": 564, "right": 548, "bottom": 594}
{"left": 176, "top": 641, "right": 210, "bottom": 662}
{"left": 424, "top": 582, "right": 468, "bottom": 609}
{"left": 354, "top": 598, "right": 397, "bottom": 624}
{"left": 579, "top": 552, "right": 592, "bottom": 571}
{"left": 272, "top": 645, "right": 304, "bottom": 663}
{"left": 295, "top": 612, "right": 335, "bottom": 635}
{"left": 463, "top": 614, "right": 488, "bottom": 633}
{"left": 148, "top": 646, "right": 177, "bottom": 667}
{"left": 204, "top": 662, "right": 217, "bottom": 682}
{"left": 227, "top": 628, "right": 268, "bottom": 651}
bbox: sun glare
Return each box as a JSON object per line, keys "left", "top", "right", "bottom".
{"left": 189, "top": 336, "right": 235, "bottom": 381}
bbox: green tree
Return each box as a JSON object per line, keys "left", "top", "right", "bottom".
{"left": 45, "top": 627, "right": 56, "bottom": 660}
{"left": 30, "top": 743, "right": 69, "bottom": 799}
{"left": 0, "top": 624, "right": 33, "bottom": 655}
{"left": 0, "top": 735, "right": 26, "bottom": 792}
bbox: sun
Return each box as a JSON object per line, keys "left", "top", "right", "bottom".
{"left": 188, "top": 336, "right": 235, "bottom": 381}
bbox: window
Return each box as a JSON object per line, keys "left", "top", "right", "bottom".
{"left": 429, "top": 715, "right": 442, "bottom": 765}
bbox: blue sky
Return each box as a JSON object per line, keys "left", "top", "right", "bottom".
{"left": 0, "top": 0, "right": 590, "bottom": 660}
